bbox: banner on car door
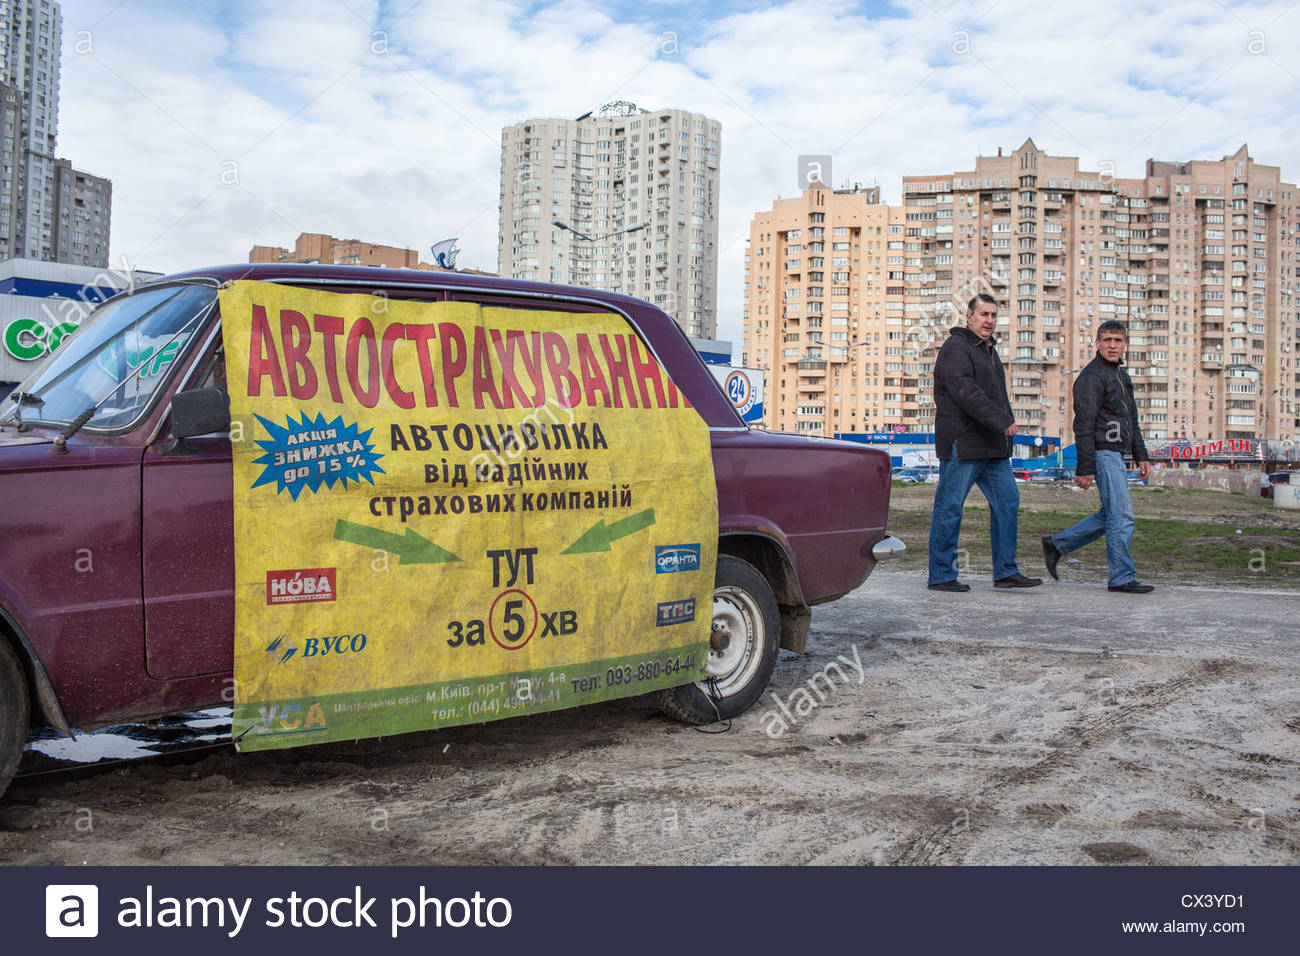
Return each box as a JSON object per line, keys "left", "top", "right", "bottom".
{"left": 220, "top": 280, "right": 717, "bottom": 750}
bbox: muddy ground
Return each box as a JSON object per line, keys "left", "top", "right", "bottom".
{"left": 2, "top": 568, "right": 1297, "bottom": 866}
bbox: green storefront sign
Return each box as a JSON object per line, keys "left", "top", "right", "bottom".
{"left": 2, "top": 317, "right": 80, "bottom": 361}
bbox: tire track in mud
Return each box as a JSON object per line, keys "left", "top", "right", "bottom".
{"left": 886, "top": 658, "right": 1246, "bottom": 865}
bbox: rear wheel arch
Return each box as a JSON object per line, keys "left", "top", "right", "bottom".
{"left": 718, "top": 531, "right": 811, "bottom": 654}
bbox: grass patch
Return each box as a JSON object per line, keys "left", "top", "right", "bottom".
{"left": 884, "top": 493, "right": 1300, "bottom": 588}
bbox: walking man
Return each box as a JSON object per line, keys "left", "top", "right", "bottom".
{"left": 927, "top": 293, "right": 1041, "bottom": 592}
{"left": 1041, "top": 321, "right": 1153, "bottom": 593}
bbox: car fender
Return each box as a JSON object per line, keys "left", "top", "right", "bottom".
{"left": 0, "top": 604, "right": 72, "bottom": 737}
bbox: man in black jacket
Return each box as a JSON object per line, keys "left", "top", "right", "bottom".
{"left": 1041, "top": 321, "right": 1153, "bottom": 593}
{"left": 927, "top": 294, "right": 1041, "bottom": 591}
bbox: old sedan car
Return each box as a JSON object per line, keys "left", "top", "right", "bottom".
{"left": 0, "top": 264, "right": 901, "bottom": 795}
{"left": 1261, "top": 471, "right": 1293, "bottom": 499}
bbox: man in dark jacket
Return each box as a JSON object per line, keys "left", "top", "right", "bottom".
{"left": 1041, "top": 320, "right": 1153, "bottom": 593}
{"left": 927, "top": 293, "right": 1040, "bottom": 591}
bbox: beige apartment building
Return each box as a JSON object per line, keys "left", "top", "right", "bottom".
{"left": 499, "top": 101, "right": 720, "bottom": 338}
{"left": 250, "top": 232, "right": 446, "bottom": 270}
{"left": 745, "top": 183, "right": 915, "bottom": 435}
{"left": 745, "top": 140, "right": 1298, "bottom": 453}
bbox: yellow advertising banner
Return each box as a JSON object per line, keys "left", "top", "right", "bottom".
{"left": 220, "top": 281, "right": 717, "bottom": 750}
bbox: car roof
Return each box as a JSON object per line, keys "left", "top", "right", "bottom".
{"left": 158, "top": 263, "right": 659, "bottom": 314}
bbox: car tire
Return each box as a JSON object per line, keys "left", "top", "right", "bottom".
{"left": 652, "top": 555, "right": 780, "bottom": 725}
{"left": 0, "top": 639, "right": 29, "bottom": 798}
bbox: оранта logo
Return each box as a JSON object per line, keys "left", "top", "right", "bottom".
{"left": 46, "top": 885, "right": 98, "bottom": 937}
{"left": 655, "top": 544, "right": 701, "bottom": 574}
{"left": 266, "top": 568, "right": 337, "bottom": 605}
{"left": 656, "top": 598, "right": 696, "bottom": 627}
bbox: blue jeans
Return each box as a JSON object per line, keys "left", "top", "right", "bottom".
{"left": 928, "top": 450, "right": 1021, "bottom": 584}
{"left": 1048, "top": 450, "right": 1136, "bottom": 586}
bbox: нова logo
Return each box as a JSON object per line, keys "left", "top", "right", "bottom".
{"left": 266, "top": 568, "right": 337, "bottom": 605}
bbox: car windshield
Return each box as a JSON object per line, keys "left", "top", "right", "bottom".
{"left": 1, "top": 284, "right": 216, "bottom": 431}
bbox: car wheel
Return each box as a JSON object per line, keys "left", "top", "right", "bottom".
{"left": 652, "top": 555, "right": 780, "bottom": 724}
{"left": 0, "top": 640, "right": 29, "bottom": 798}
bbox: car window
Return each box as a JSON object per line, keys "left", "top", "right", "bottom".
{"left": 4, "top": 284, "right": 217, "bottom": 431}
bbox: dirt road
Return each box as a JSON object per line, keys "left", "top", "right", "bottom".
{"left": 2, "top": 569, "right": 1297, "bottom": 866}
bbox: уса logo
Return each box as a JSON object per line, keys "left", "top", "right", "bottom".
{"left": 252, "top": 700, "right": 328, "bottom": 735}
{"left": 266, "top": 568, "right": 337, "bottom": 605}
{"left": 655, "top": 544, "right": 701, "bottom": 574}
{"left": 656, "top": 598, "right": 696, "bottom": 626}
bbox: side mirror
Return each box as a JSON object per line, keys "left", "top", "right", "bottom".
{"left": 164, "top": 388, "right": 230, "bottom": 455}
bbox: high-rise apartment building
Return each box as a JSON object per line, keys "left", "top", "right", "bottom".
{"left": 744, "top": 182, "right": 916, "bottom": 435}
{"left": 52, "top": 158, "right": 110, "bottom": 266}
{"left": 745, "top": 140, "right": 1298, "bottom": 450}
{"left": 498, "top": 101, "right": 720, "bottom": 338}
{"left": 0, "top": 0, "right": 111, "bottom": 266}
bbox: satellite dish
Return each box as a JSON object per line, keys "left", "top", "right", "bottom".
{"left": 430, "top": 238, "right": 460, "bottom": 270}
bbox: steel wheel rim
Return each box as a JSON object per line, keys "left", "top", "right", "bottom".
{"left": 699, "top": 585, "right": 763, "bottom": 697}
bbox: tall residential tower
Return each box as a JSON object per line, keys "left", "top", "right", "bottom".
{"left": 0, "top": 0, "right": 111, "bottom": 265}
{"left": 499, "top": 101, "right": 720, "bottom": 338}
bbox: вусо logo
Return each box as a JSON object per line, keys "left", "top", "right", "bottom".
{"left": 266, "top": 633, "right": 368, "bottom": 664}
{"left": 655, "top": 544, "right": 701, "bottom": 574}
{"left": 656, "top": 598, "right": 696, "bottom": 626}
{"left": 266, "top": 568, "right": 337, "bottom": 605}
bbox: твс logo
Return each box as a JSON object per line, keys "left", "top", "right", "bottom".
{"left": 656, "top": 598, "right": 696, "bottom": 626}
{"left": 266, "top": 568, "right": 337, "bottom": 605}
{"left": 655, "top": 544, "right": 701, "bottom": 574}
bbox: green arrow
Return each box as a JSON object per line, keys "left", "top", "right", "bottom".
{"left": 333, "top": 519, "right": 461, "bottom": 565}
{"left": 562, "top": 508, "right": 656, "bottom": 554}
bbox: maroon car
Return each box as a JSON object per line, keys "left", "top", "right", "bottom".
{"left": 0, "top": 265, "right": 899, "bottom": 794}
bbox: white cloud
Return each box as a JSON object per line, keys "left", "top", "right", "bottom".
{"left": 54, "top": 0, "right": 1300, "bottom": 346}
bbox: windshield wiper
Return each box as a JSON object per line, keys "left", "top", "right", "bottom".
{"left": 0, "top": 391, "right": 42, "bottom": 430}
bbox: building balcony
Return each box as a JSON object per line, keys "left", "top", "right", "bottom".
{"left": 1201, "top": 353, "right": 1224, "bottom": 368}
{"left": 797, "top": 360, "right": 827, "bottom": 374}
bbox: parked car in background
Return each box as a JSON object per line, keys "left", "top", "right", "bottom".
{"left": 1028, "top": 466, "right": 1076, "bottom": 483}
{"left": 1013, "top": 468, "right": 1033, "bottom": 482}
{"left": 1261, "top": 471, "right": 1293, "bottom": 499}
{"left": 894, "top": 466, "right": 939, "bottom": 484}
{"left": 0, "top": 263, "right": 903, "bottom": 798}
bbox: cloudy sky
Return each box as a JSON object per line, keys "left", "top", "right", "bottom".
{"left": 56, "top": 0, "right": 1300, "bottom": 345}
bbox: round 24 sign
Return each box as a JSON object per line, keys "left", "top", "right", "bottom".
{"left": 708, "top": 365, "right": 764, "bottom": 424}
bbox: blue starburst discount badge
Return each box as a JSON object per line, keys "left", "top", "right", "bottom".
{"left": 252, "top": 411, "right": 385, "bottom": 499}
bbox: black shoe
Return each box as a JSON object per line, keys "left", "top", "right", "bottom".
{"left": 1041, "top": 535, "right": 1062, "bottom": 581}
{"left": 1108, "top": 581, "right": 1155, "bottom": 593}
{"left": 994, "top": 572, "right": 1042, "bottom": 588}
{"left": 927, "top": 580, "right": 971, "bottom": 592}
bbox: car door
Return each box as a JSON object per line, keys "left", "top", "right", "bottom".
{"left": 141, "top": 339, "right": 235, "bottom": 679}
